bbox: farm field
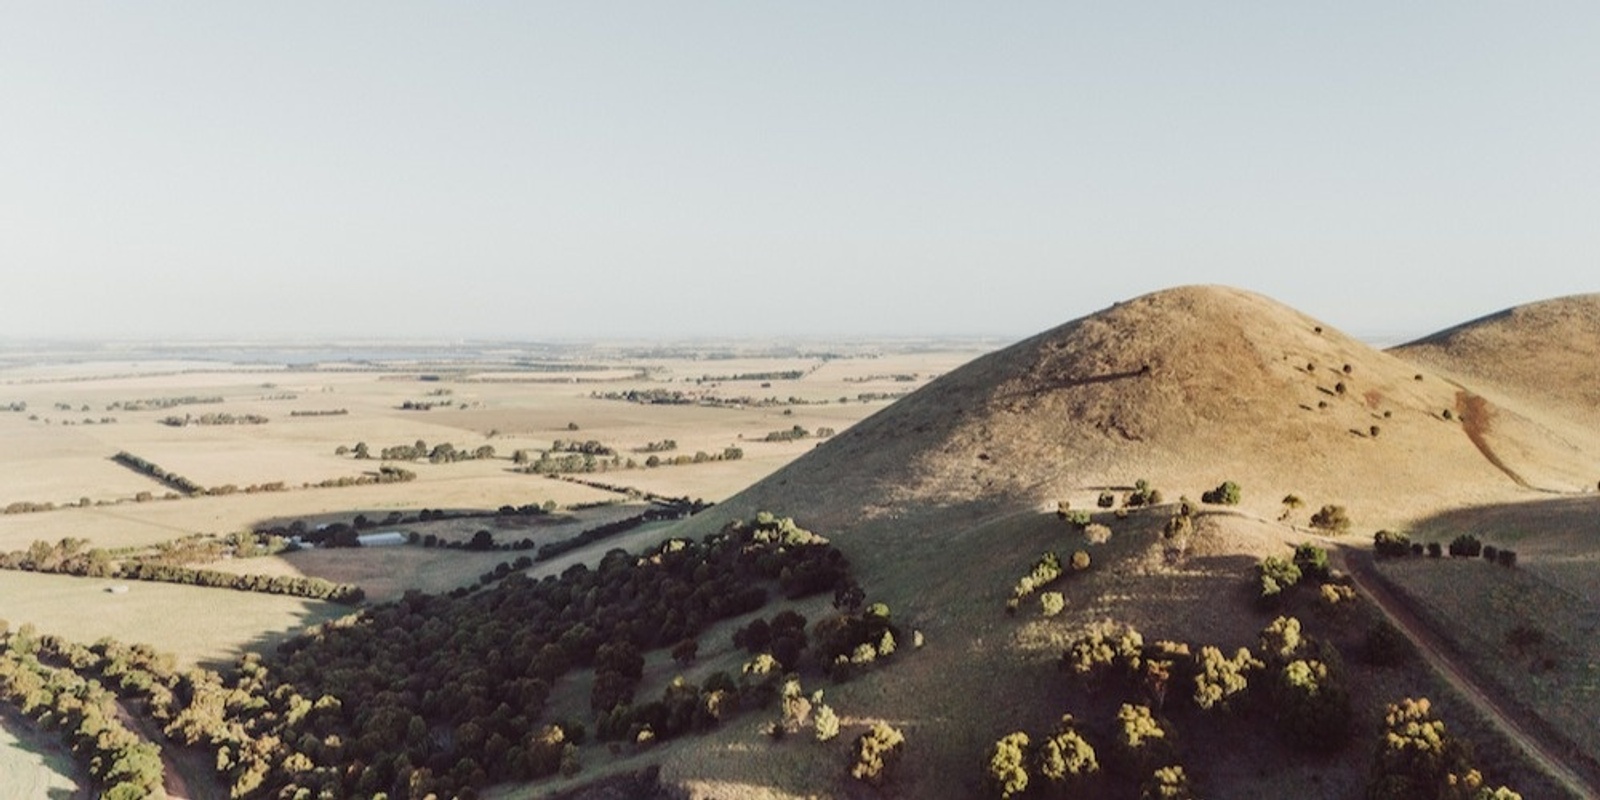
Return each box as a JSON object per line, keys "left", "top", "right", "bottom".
{"left": 0, "top": 570, "right": 348, "bottom": 669}
{"left": 0, "top": 341, "right": 985, "bottom": 662}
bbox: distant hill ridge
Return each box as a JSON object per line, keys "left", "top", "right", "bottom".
{"left": 1395, "top": 292, "right": 1600, "bottom": 425}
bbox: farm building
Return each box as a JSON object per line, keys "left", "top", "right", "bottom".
{"left": 356, "top": 531, "right": 407, "bottom": 547}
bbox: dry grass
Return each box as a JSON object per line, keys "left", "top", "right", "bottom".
{"left": 0, "top": 708, "right": 87, "bottom": 800}
{"left": 643, "top": 286, "right": 1600, "bottom": 798}
{"left": 0, "top": 570, "right": 348, "bottom": 669}
{"left": 6, "top": 292, "right": 1600, "bottom": 798}
{"left": 1375, "top": 496, "right": 1600, "bottom": 792}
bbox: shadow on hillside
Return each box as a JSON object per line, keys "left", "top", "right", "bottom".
{"left": 2, "top": 705, "right": 92, "bottom": 799}
{"left": 196, "top": 596, "right": 352, "bottom": 675}
{"left": 995, "top": 366, "right": 1150, "bottom": 400}
{"left": 1407, "top": 494, "right": 1600, "bottom": 547}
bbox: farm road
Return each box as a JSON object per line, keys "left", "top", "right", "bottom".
{"left": 1340, "top": 549, "right": 1599, "bottom": 799}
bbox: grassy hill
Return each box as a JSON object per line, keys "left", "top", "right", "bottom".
{"left": 1393, "top": 293, "right": 1600, "bottom": 493}
{"left": 701, "top": 286, "right": 1575, "bottom": 538}
{"left": 632, "top": 286, "right": 1600, "bottom": 798}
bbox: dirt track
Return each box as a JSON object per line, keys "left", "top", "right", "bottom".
{"left": 1341, "top": 549, "right": 1599, "bottom": 799}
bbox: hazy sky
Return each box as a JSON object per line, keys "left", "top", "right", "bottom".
{"left": 2, "top": 3, "right": 1596, "bottom": 341}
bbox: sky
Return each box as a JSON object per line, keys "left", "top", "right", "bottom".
{"left": 2, "top": 3, "right": 1597, "bottom": 342}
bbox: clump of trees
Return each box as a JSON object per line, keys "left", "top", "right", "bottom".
{"left": 763, "top": 425, "right": 812, "bottom": 442}
{"left": 985, "top": 714, "right": 1110, "bottom": 798}
{"left": 11, "top": 512, "right": 877, "bottom": 799}
{"left": 0, "top": 537, "right": 365, "bottom": 604}
{"left": 0, "top": 627, "right": 165, "bottom": 799}
{"left": 159, "top": 412, "right": 268, "bottom": 426}
{"left": 817, "top": 602, "right": 901, "bottom": 682}
{"left": 850, "top": 722, "right": 905, "bottom": 786}
{"left": 1008, "top": 550, "right": 1091, "bottom": 615}
{"left": 356, "top": 439, "right": 497, "bottom": 463}
{"left": 550, "top": 439, "right": 615, "bottom": 456}
{"left": 1201, "top": 481, "right": 1241, "bottom": 505}
{"left": 305, "top": 464, "right": 415, "bottom": 489}
{"left": 1124, "top": 479, "right": 1162, "bottom": 508}
{"left": 108, "top": 395, "right": 223, "bottom": 412}
{"left": 1374, "top": 529, "right": 1412, "bottom": 559}
{"left": 3, "top": 500, "right": 59, "bottom": 515}
{"left": 642, "top": 447, "right": 745, "bottom": 468}
{"left": 111, "top": 450, "right": 205, "bottom": 495}
{"left": 1367, "top": 697, "right": 1520, "bottom": 799}
{"left": 535, "top": 501, "right": 706, "bottom": 561}
{"left": 1257, "top": 556, "right": 1301, "bottom": 604}
{"left": 1255, "top": 543, "right": 1339, "bottom": 607}
{"left": 1193, "top": 646, "right": 1263, "bottom": 711}
{"left": 1376, "top": 530, "right": 1516, "bottom": 567}
{"left": 1310, "top": 504, "right": 1351, "bottom": 533}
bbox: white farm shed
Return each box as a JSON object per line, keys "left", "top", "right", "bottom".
{"left": 357, "top": 531, "right": 408, "bottom": 547}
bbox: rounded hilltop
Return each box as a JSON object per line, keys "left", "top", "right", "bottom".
{"left": 706, "top": 284, "right": 1546, "bottom": 537}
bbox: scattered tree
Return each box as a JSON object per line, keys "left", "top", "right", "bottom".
{"left": 1310, "top": 504, "right": 1351, "bottom": 533}
{"left": 850, "top": 723, "right": 905, "bottom": 786}
{"left": 1201, "top": 481, "right": 1241, "bottom": 505}
{"left": 986, "top": 732, "right": 1031, "bottom": 798}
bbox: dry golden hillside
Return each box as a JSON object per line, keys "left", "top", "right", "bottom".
{"left": 703, "top": 285, "right": 1585, "bottom": 538}
{"left": 1395, "top": 293, "right": 1600, "bottom": 422}
{"left": 610, "top": 287, "right": 1600, "bottom": 800}
{"left": 1393, "top": 294, "right": 1600, "bottom": 493}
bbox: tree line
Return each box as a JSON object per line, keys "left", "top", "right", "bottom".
{"left": 0, "top": 624, "right": 165, "bottom": 799}
{"left": 190, "top": 514, "right": 862, "bottom": 796}
{"left": 159, "top": 412, "right": 268, "bottom": 426}
{"left": 0, "top": 537, "right": 364, "bottom": 604}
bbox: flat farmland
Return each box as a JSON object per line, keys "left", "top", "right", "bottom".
{"left": 0, "top": 341, "right": 989, "bottom": 672}
{"left": 0, "top": 570, "right": 347, "bottom": 669}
